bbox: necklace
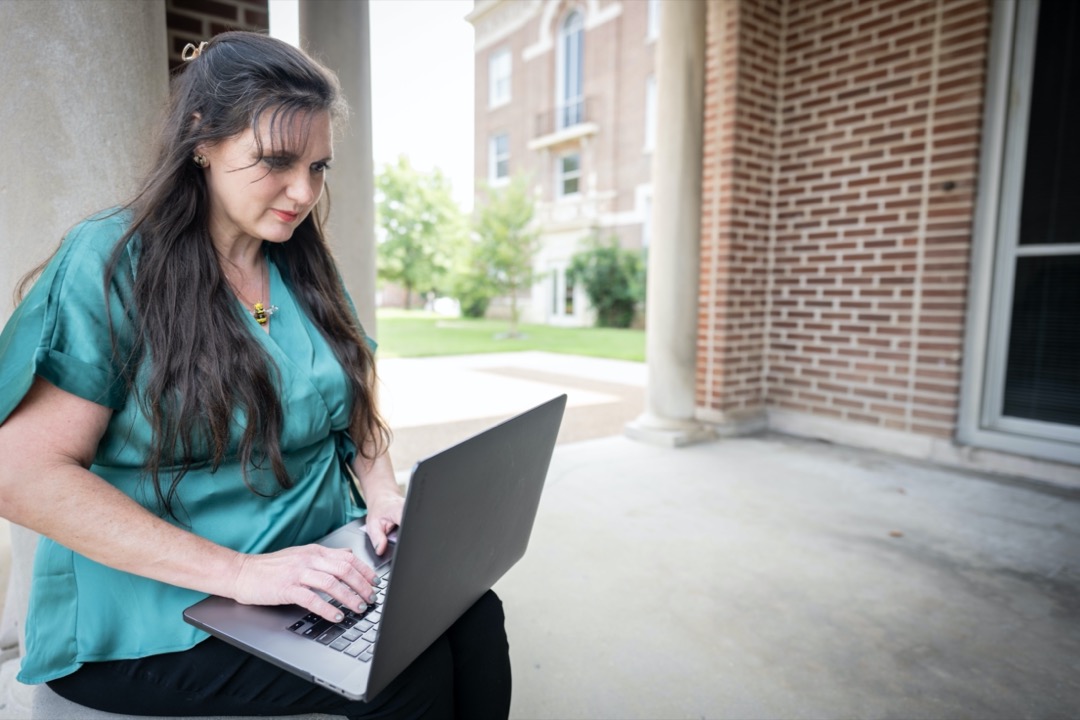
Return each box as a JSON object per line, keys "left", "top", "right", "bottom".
{"left": 224, "top": 258, "right": 278, "bottom": 326}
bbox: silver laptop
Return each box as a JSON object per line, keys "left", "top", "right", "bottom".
{"left": 184, "top": 394, "right": 566, "bottom": 701}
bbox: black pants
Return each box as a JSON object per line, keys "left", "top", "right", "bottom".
{"left": 47, "top": 591, "right": 511, "bottom": 720}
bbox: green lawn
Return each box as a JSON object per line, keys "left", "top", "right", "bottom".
{"left": 373, "top": 309, "right": 645, "bottom": 362}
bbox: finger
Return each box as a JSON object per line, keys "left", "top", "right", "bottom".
{"left": 307, "top": 557, "right": 376, "bottom": 607}
{"left": 286, "top": 585, "right": 349, "bottom": 624}
{"left": 375, "top": 518, "right": 400, "bottom": 556}
{"left": 326, "top": 550, "right": 378, "bottom": 592}
{"left": 321, "top": 547, "right": 377, "bottom": 586}
{"left": 364, "top": 522, "right": 385, "bottom": 555}
{"left": 299, "top": 567, "right": 371, "bottom": 614}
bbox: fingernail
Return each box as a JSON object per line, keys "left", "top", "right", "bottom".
{"left": 335, "top": 613, "right": 344, "bottom": 622}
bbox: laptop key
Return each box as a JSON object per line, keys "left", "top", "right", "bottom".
{"left": 359, "top": 649, "right": 374, "bottom": 662}
{"left": 344, "top": 642, "right": 364, "bottom": 658}
{"left": 302, "top": 620, "right": 333, "bottom": 638}
{"left": 357, "top": 619, "right": 373, "bottom": 632}
{"left": 361, "top": 627, "right": 378, "bottom": 643}
{"left": 342, "top": 628, "right": 362, "bottom": 642}
{"left": 329, "top": 637, "right": 351, "bottom": 652}
{"left": 316, "top": 626, "right": 346, "bottom": 645}
{"left": 287, "top": 620, "right": 306, "bottom": 632}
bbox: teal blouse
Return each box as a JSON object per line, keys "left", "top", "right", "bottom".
{"left": 0, "top": 212, "right": 370, "bottom": 684}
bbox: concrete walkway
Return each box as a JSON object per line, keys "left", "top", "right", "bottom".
{"left": 377, "top": 353, "right": 1080, "bottom": 719}
{"left": 498, "top": 432, "right": 1080, "bottom": 719}
{"left": 1, "top": 352, "right": 1078, "bottom": 719}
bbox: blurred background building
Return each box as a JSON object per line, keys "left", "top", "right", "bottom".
{"left": 471, "top": 0, "right": 1078, "bottom": 474}
{"left": 469, "top": 0, "right": 660, "bottom": 327}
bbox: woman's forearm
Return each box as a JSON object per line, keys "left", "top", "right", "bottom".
{"left": 0, "top": 460, "right": 245, "bottom": 598}
{"left": 0, "top": 377, "right": 245, "bottom": 598}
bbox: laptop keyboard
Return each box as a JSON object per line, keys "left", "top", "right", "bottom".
{"left": 287, "top": 571, "right": 390, "bottom": 662}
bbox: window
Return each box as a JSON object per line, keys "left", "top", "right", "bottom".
{"left": 550, "top": 268, "right": 575, "bottom": 318}
{"left": 642, "top": 193, "right": 652, "bottom": 250}
{"left": 644, "top": 75, "right": 657, "bottom": 152}
{"left": 489, "top": 48, "right": 511, "bottom": 108}
{"left": 647, "top": 0, "right": 661, "bottom": 41}
{"left": 557, "top": 152, "right": 580, "bottom": 197}
{"left": 489, "top": 134, "right": 509, "bottom": 184}
{"left": 556, "top": 11, "right": 584, "bottom": 129}
{"left": 959, "top": 0, "right": 1080, "bottom": 462}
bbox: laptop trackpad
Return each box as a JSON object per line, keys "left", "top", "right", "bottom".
{"left": 320, "top": 523, "right": 393, "bottom": 570}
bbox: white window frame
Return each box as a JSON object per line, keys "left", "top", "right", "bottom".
{"left": 488, "top": 133, "right": 510, "bottom": 186}
{"left": 647, "top": 0, "right": 661, "bottom": 41}
{"left": 556, "top": 152, "right": 581, "bottom": 198}
{"left": 644, "top": 75, "right": 657, "bottom": 153}
{"left": 556, "top": 11, "right": 584, "bottom": 130}
{"left": 957, "top": 0, "right": 1080, "bottom": 463}
{"left": 488, "top": 48, "right": 512, "bottom": 109}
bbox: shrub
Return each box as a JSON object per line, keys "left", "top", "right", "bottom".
{"left": 567, "top": 234, "right": 645, "bottom": 328}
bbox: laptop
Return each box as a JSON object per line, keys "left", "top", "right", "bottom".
{"left": 184, "top": 394, "right": 567, "bottom": 701}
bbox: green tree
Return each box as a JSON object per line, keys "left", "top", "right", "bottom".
{"left": 471, "top": 176, "right": 541, "bottom": 335}
{"left": 567, "top": 233, "right": 646, "bottom": 328}
{"left": 375, "top": 156, "right": 463, "bottom": 309}
{"left": 447, "top": 234, "right": 499, "bottom": 318}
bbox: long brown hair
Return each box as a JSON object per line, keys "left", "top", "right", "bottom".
{"left": 99, "top": 32, "right": 388, "bottom": 517}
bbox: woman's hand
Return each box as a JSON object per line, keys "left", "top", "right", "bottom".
{"left": 231, "top": 545, "right": 378, "bottom": 623}
{"left": 351, "top": 446, "right": 405, "bottom": 557}
{"left": 364, "top": 488, "right": 405, "bottom": 557}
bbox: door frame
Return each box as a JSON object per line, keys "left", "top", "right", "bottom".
{"left": 957, "top": 0, "right": 1080, "bottom": 464}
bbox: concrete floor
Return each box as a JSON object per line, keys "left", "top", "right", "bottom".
{"left": 496, "top": 432, "right": 1080, "bottom": 720}
{"left": 2, "top": 352, "right": 1079, "bottom": 719}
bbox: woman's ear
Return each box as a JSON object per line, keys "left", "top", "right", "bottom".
{"left": 190, "top": 113, "right": 211, "bottom": 168}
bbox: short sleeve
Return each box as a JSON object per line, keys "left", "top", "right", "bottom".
{"left": 337, "top": 274, "right": 377, "bottom": 353}
{"left": 0, "top": 213, "right": 136, "bottom": 425}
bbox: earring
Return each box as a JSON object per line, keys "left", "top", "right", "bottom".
{"left": 193, "top": 154, "right": 208, "bottom": 168}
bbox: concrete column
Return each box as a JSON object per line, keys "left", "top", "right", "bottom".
{"left": 625, "top": 0, "right": 713, "bottom": 447}
{"left": 0, "top": 0, "right": 168, "bottom": 656}
{"left": 299, "top": 0, "right": 378, "bottom": 338}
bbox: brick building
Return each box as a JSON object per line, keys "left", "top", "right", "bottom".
{"left": 474, "top": 0, "right": 1077, "bottom": 479}
{"left": 468, "top": 0, "right": 661, "bottom": 326}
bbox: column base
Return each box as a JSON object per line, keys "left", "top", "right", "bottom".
{"left": 624, "top": 414, "right": 716, "bottom": 448}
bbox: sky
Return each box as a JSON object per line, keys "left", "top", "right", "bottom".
{"left": 269, "top": 0, "right": 477, "bottom": 209}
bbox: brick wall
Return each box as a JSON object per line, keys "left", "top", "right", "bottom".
{"left": 697, "top": 0, "right": 991, "bottom": 440}
{"left": 166, "top": 0, "right": 269, "bottom": 70}
{"left": 698, "top": 0, "right": 783, "bottom": 425}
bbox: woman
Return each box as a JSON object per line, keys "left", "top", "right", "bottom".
{"left": 0, "top": 32, "right": 509, "bottom": 718}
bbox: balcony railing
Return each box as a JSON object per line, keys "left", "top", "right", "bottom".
{"left": 533, "top": 97, "right": 596, "bottom": 139}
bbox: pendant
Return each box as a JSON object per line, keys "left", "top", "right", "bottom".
{"left": 253, "top": 302, "right": 278, "bottom": 325}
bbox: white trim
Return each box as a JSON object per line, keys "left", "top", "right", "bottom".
{"left": 488, "top": 48, "right": 512, "bottom": 109}
{"left": 646, "top": 0, "right": 660, "bottom": 42}
{"left": 584, "top": 0, "right": 622, "bottom": 30}
{"left": 527, "top": 121, "right": 599, "bottom": 151}
{"left": 1014, "top": 242, "right": 1080, "bottom": 257}
{"left": 488, "top": 133, "right": 510, "bottom": 185}
{"left": 524, "top": 0, "right": 622, "bottom": 61}
{"left": 958, "top": 0, "right": 1080, "bottom": 459}
{"left": 958, "top": 0, "right": 1014, "bottom": 448}
{"left": 556, "top": 9, "right": 585, "bottom": 131}
{"left": 982, "top": 0, "right": 1039, "bottom": 433}
{"left": 556, "top": 150, "right": 582, "bottom": 198}
{"left": 767, "top": 409, "right": 1080, "bottom": 488}
{"left": 471, "top": 0, "right": 542, "bottom": 53}
{"left": 644, "top": 74, "right": 657, "bottom": 153}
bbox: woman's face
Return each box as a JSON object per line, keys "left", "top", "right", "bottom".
{"left": 199, "top": 110, "right": 333, "bottom": 250}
